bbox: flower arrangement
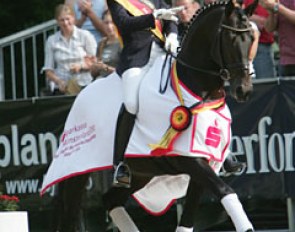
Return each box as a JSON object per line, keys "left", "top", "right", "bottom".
{"left": 0, "top": 192, "right": 20, "bottom": 211}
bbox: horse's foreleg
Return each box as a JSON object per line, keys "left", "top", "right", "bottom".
{"left": 175, "top": 157, "right": 253, "bottom": 232}
{"left": 195, "top": 159, "right": 253, "bottom": 232}
{"left": 176, "top": 180, "right": 204, "bottom": 232}
{"left": 221, "top": 193, "right": 254, "bottom": 232}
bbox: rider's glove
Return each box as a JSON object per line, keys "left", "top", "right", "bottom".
{"left": 165, "top": 33, "right": 179, "bottom": 55}
{"left": 153, "top": 8, "right": 178, "bottom": 22}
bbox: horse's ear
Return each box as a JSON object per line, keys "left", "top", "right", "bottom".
{"left": 225, "top": 0, "right": 235, "bottom": 17}
{"left": 244, "top": 0, "right": 258, "bottom": 16}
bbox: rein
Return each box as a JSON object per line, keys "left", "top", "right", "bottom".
{"left": 221, "top": 24, "right": 252, "bottom": 32}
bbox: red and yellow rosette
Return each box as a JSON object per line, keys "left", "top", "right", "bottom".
{"left": 170, "top": 105, "right": 192, "bottom": 131}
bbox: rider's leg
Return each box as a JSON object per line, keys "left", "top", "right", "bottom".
{"left": 113, "top": 68, "right": 142, "bottom": 187}
{"left": 113, "top": 43, "right": 165, "bottom": 187}
{"left": 113, "top": 104, "right": 136, "bottom": 187}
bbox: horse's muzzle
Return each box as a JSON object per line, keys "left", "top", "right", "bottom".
{"left": 235, "top": 84, "right": 253, "bottom": 102}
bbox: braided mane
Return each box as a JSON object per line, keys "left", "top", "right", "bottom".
{"left": 180, "top": 1, "right": 227, "bottom": 43}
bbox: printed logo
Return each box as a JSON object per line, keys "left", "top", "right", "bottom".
{"left": 205, "top": 120, "right": 221, "bottom": 148}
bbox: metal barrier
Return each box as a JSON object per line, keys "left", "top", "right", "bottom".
{"left": 0, "top": 20, "right": 57, "bottom": 101}
{"left": 0, "top": 20, "right": 293, "bottom": 102}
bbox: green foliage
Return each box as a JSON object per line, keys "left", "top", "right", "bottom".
{"left": 0, "top": 0, "right": 63, "bottom": 38}
{"left": 0, "top": 192, "right": 20, "bottom": 211}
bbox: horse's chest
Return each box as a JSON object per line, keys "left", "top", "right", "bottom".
{"left": 126, "top": 59, "right": 232, "bottom": 166}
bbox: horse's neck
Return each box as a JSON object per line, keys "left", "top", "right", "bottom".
{"left": 176, "top": 62, "right": 224, "bottom": 100}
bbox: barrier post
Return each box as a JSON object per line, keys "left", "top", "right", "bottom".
{"left": 287, "top": 197, "right": 295, "bottom": 232}
{"left": 0, "top": 48, "right": 4, "bottom": 101}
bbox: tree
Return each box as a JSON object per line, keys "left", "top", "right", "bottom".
{"left": 0, "top": 0, "right": 62, "bottom": 38}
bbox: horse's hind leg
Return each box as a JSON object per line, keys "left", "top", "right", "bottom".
{"left": 54, "top": 174, "right": 89, "bottom": 232}
{"left": 103, "top": 175, "right": 152, "bottom": 232}
{"left": 175, "top": 157, "right": 254, "bottom": 232}
{"left": 103, "top": 187, "right": 139, "bottom": 232}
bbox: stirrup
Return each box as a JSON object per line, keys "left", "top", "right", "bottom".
{"left": 113, "top": 162, "right": 131, "bottom": 188}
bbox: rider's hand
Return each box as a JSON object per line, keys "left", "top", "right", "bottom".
{"left": 153, "top": 8, "right": 178, "bottom": 22}
{"left": 165, "top": 33, "right": 179, "bottom": 55}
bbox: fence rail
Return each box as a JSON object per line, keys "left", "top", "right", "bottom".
{"left": 0, "top": 19, "right": 57, "bottom": 101}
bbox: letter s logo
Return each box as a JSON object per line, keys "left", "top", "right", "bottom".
{"left": 205, "top": 120, "right": 221, "bottom": 148}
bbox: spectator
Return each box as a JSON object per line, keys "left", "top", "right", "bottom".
{"left": 260, "top": 0, "right": 295, "bottom": 77}
{"left": 244, "top": 0, "right": 276, "bottom": 78}
{"left": 65, "top": 0, "right": 108, "bottom": 42}
{"left": 90, "top": 9, "right": 121, "bottom": 79}
{"left": 172, "top": 0, "right": 201, "bottom": 36}
{"left": 249, "top": 21, "right": 261, "bottom": 78}
{"left": 107, "top": 0, "right": 179, "bottom": 187}
{"left": 204, "top": 0, "right": 216, "bottom": 5}
{"left": 42, "top": 4, "right": 97, "bottom": 96}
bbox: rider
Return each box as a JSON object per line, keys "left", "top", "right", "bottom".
{"left": 107, "top": 0, "right": 180, "bottom": 187}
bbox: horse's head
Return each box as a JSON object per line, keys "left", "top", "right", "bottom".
{"left": 177, "top": 0, "right": 257, "bottom": 102}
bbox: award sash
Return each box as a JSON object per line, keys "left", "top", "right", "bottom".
{"left": 114, "top": 0, "right": 165, "bottom": 41}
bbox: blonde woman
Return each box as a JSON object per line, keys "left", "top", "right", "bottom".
{"left": 42, "top": 4, "right": 97, "bottom": 95}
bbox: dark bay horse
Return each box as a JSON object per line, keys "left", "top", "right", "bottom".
{"left": 102, "top": 0, "right": 257, "bottom": 231}
{"left": 47, "top": 0, "right": 258, "bottom": 231}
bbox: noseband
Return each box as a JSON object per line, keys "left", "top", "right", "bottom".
{"left": 176, "top": 20, "right": 252, "bottom": 81}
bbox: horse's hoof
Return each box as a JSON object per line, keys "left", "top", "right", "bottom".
{"left": 222, "top": 159, "right": 246, "bottom": 176}
{"left": 113, "top": 162, "right": 131, "bottom": 188}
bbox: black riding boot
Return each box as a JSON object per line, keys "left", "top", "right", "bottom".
{"left": 223, "top": 154, "right": 246, "bottom": 175}
{"left": 113, "top": 105, "right": 136, "bottom": 188}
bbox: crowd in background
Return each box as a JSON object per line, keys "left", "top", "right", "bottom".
{"left": 42, "top": 0, "right": 295, "bottom": 97}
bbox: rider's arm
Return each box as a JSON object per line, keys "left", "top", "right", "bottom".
{"left": 158, "top": 0, "right": 178, "bottom": 35}
{"left": 107, "top": 0, "right": 156, "bottom": 33}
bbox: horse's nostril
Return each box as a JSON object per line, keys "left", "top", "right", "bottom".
{"left": 235, "top": 85, "right": 252, "bottom": 102}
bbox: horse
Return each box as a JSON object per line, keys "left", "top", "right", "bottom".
{"left": 41, "top": 0, "right": 258, "bottom": 231}
{"left": 102, "top": 0, "right": 257, "bottom": 231}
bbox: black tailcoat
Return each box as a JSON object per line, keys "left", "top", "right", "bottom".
{"left": 107, "top": 0, "right": 178, "bottom": 76}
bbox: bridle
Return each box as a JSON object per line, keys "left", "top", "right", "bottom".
{"left": 176, "top": 17, "right": 253, "bottom": 81}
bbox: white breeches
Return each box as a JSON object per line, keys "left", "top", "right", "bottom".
{"left": 122, "top": 42, "right": 164, "bottom": 114}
